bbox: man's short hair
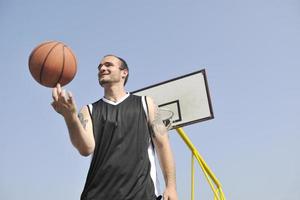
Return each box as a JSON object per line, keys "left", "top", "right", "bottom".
{"left": 104, "top": 54, "right": 129, "bottom": 85}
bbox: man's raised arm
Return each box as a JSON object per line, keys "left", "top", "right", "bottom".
{"left": 51, "top": 84, "right": 94, "bottom": 156}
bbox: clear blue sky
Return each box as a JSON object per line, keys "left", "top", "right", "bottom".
{"left": 1, "top": 0, "right": 300, "bottom": 199}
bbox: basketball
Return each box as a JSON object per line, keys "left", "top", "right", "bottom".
{"left": 28, "top": 41, "right": 77, "bottom": 87}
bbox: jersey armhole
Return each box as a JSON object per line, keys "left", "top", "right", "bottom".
{"left": 87, "top": 104, "right": 93, "bottom": 116}
{"left": 142, "top": 96, "right": 161, "bottom": 196}
{"left": 87, "top": 103, "right": 94, "bottom": 160}
{"left": 142, "top": 96, "right": 149, "bottom": 121}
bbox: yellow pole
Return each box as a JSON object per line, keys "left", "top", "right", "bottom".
{"left": 176, "top": 128, "right": 222, "bottom": 187}
{"left": 191, "top": 153, "right": 195, "bottom": 200}
{"left": 175, "top": 127, "right": 226, "bottom": 200}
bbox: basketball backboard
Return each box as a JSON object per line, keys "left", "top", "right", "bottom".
{"left": 132, "top": 69, "right": 214, "bottom": 129}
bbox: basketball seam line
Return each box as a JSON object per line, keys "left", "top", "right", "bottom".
{"left": 68, "top": 46, "right": 77, "bottom": 76}
{"left": 39, "top": 42, "right": 61, "bottom": 85}
{"left": 28, "top": 41, "right": 54, "bottom": 65}
{"left": 55, "top": 45, "right": 66, "bottom": 87}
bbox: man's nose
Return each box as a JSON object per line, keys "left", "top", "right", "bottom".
{"left": 99, "top": 66, "right": 107, "bottom": 73}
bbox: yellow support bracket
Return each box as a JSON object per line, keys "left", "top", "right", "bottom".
{"left": 176, "top": 127, "right": 226, "bottom": 200}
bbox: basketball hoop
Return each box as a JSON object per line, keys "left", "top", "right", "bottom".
{"left": 158, "top": 108, "right": 174, "bottom": 130}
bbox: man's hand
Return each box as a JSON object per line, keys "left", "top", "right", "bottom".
{"left": 51, "top": 83, "right": 77, "bottom": 118}
{"left": 163, "top": 186, "right": 178, "bottom": 200}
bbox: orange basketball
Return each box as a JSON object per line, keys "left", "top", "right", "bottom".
{"left": 28, "top": 41, "right": 77, "bottom": 87}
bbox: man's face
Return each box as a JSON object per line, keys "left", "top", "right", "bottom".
{"left": 98, "top": 56, "right": 127, "bottom": 87}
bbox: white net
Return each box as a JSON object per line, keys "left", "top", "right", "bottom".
{"left": 158, "top": 108, "right": 174, "bottom": 130}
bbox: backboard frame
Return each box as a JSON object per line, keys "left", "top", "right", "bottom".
{"left": 132, "top": 69, "right": 214, "bottom": 129}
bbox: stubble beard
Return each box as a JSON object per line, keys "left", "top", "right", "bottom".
{"left": 99, "top": 78, "right": 110, "bottom": 87}
{"left": 99, "top": 77, "right": 119, "bottom": 87}
{"left": 98, "top": 74, "right": 123, "bottom": 87}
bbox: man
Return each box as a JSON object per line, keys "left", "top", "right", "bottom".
{"left": 51, "top": 55, "right": 178, "bottom": 200}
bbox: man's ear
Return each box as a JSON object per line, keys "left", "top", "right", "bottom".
{"left": 122, "top": 69, "right": 128, "bottom": 78}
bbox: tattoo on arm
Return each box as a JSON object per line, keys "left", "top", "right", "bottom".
{"left": 150, "top": 104, "right": 167, "bottom": 137}
{"left": 78, "top": 113, "right": 88, "bottom": 129}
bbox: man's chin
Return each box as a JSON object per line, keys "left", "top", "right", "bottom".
{"left": 99, "top": 80, "right": 110, "bottom": 87}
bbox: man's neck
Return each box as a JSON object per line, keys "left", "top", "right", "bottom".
{"left": 103, "top": 85, "right": 127, "bottom": 103}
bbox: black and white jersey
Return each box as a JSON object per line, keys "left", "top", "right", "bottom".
{"left": 80, "top": 94, "right": 160, "bottom": 200}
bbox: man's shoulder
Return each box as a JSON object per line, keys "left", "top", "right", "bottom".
{"left": 93, "top": 98, "right": 104, "bottom": 103}
{"left": 130, "top": 94, "right": 143, "bottom": 99}
{"left": 88, "top": 99, "right": 103, "bottom": 109}
{"left": 130, "top": 94, "right": 152, "bottom": 99}
{"left": 130, "top": 94, "right": 154, "bottom": 104}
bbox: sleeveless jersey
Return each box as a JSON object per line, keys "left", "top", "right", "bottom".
{"left": 80, "top": 94, "right": 160, "bottom": 200}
